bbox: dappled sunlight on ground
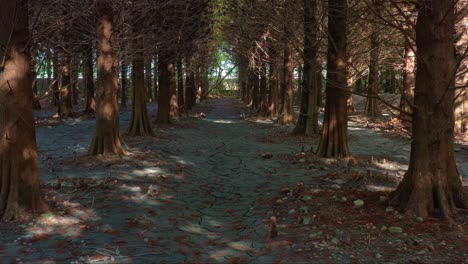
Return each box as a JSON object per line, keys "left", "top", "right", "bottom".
{"left": 206, "top": 119, "right": 239, "bottom": 124}
{"left": 1, "top": 98, "right": 466, "bottom": 263}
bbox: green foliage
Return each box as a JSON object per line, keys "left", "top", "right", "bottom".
{"left": 209, "top": 88, "right": 239, "bottom": 97}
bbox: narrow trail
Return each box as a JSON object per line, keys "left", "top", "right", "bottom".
{"left": 4, "top": 98, "right": 316, "bottom": 263}
{"left": 2, "top": 97, "right": 467, "bottom": 263}
{"left": 141, "top": 98, "right": 315, "bottom": 262}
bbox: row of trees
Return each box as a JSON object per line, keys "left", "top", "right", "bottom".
{"left": 223, "top": 0, "right": 467, "bottom": 219}
{"left": 0, "top": 0, "right": 466, "bottom": 222}
{"left": 0, "top": 0, "right": 215, "bottom": 220}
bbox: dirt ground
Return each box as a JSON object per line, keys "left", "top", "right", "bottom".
{"left": 0, "top": 97, "right": 467, "bottom": 263}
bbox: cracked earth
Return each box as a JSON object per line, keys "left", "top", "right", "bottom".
{"left": 0, "top": 97, "right": 466, "bottom": 263}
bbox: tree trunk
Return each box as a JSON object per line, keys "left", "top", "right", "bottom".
{"left": 365, "top": 0, "right": 380, "bottom": 117}
{"left": 268, "top": 51, "right": 280, "bottom": 118}
{"left": 250, "top": 68, "right": 259, "bottom": 111}
{"left": 89, "top": 1, "right": 124, "bottom": 155}
{"left": 239, "top": 56, "right": 249, "bottom": 104}
{"left": 169, "top": 59, "right": 179, "bottom": 119}
{"left": 195, "top": 66, "right": 202, "bottom": 104}
{"left": 185, "top": 60, "right": 195, "bottom": 111}
{"left": 389, "top": 0, "right": 467, "bottom": 219}
{"left": 156, "top": 52, "right": 172, "bottom": 123}
{"left": 316, "top": 67, "right": 323, "bottom": 107}
{"left": 259, "top": 62, "right": 268, "bottom": 116}
{"left": 294, "top": 0, "right": 319, "bottom": 135}
{"left": 316, "top": 0, "right": 350, "bottom": 158}
{"left": 84, "top": 49, "right": 96, "bottom": 113}
{"left": 201, "top": 64, "right": 209, "bottom": 101}
{"left": 145, "top": 58, "right": 153, "bottom": 102}
{"left": 71, "top": 60, "right": 79, "bottom": 105}
{"left": 128, "top": 54, "right": 153, "bottom": 136}
{"left": 278, "top": 42, "right": 295, "bottom": 125}
{"left": 120, "top": 61, "right": 127, "bottom": 110}
{"left": 60, "top": 57, "right": 74, "bottom": 118}
{"left": 400, "top": 44, "right": 415, "bottom": 128}
{"left": 0, "top": 0, "right": 49, "bottom": 221}
{"left": 153, "top": 55, "right": 158, "bottom": 100}
{"left": 46, "top": 49, "right": 52, "bottom": 87}
{"left": 52, "top": 50, "right": 60, "bottom": 109}
{"left": 31, "top": 58, "right": 42, "bottom": 110}
{"left": 177, "top": 58, "right": 185, "bottom": 114}
{"left": 306, "top": 65, "right": 321, "bottom": 134}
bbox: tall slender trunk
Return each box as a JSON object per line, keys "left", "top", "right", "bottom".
{"left": 0, "top": 0, "right": 49, "bottom": 220}
{"left": 52, "top": 50, "right": 60, "bottom": 108}
{"left": 145, "top": 58, "right": 153, "bottom": 102}
{"left": 268, "top": 50, "right": 280, "bottom": 118}
{"left": 177, "top": 58, "right": 185, "bottom": 114}
{"left": 31, "top": 56, "right": 42, "bottom": 110}
{"left": 71, "top": 59, "right": 79, "bottom": 105}
{"left": 195, "top": 66, "right": 202, "bottom": 104}
{"left": 294, "top": 0, "right": 319, "bottom": 134}
{"left": 46, "top": 49, "right": 52, "bottom": 86}
{"left": 250, "top": 68, "right": 259, "bottom": 111}
{"left": 365, "top": 0, "right": 380, "bottom": 117}
{"left": 60, "top": 56, "right": 74, "bottom": 118}
{"left": 239, "top": 56, "right": 249, "bottom": 104}
{"left": 185, "top": 59, "right": 195, "bottom": 111}
{"left": 316, "top": 66, "right": 323, "bottom": 107}
{"left": 169, "top": 59, "right": 178, "bottom": 118}
{"left": 89, "top": 1, "right": 124, "bottom": 155}
{"left": 278, "top": 42, "right": 295, "bottom": 125}
{"left": 120, "top": 61, "right": 127, "bottom": 109}
{"left": 390, "top": 0, "right": 467, "bottom": 219}
{"left": 153, "top": 55, "right": 158, "bottom": 99}
{"left": 128, "top": 52, "right": 153, "bottom": 136}
{"left": 259, "top": 62, "right": 268, "bottom": 116}
{"left": 84, "top": 49, "right": 96, "bottom": 113}
{"left": 317, "top": 0, "right": 350, "bottom": 158}
{"left": 400, "top": 44, "right": 415, "bottom": 128}
{"left": 156, "top": 52, "right": 172, "bottom": 123}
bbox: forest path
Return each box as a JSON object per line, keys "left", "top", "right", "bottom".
{"left": 2, "top": 97, "right": 467, "bottom": 263}
{"left": 5, "top": 98, "right": 316, "bottom": 263}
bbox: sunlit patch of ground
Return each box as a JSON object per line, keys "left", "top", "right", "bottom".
{"left": 270, "top": 179, "right": 468, "bottom": 263}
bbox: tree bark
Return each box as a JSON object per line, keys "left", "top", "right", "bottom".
{"left": 0, "top": 0, "right": 49, "bottom": 221}
{"left": 156, "top": 52, "right": 172, "bottom": 123}
{"left": 120, "top": 61, "right": 127, "bottom": 110}
{"left": 365, "top": 0, "right": 380, "bottom": 117}
{"left": 185, "top": 59, "right": 195, "bottom": 111}
{"left": 89, "top": 1, "right": 124, "bottom": 155}
{"left": 52, "top": 50, "right": 60, "bottom": 109}
{"left": 177, "top": 58, "right": 185, "bottom": 114}
{"left": 153, "top": 55, "right": 158, "bottom": 100}
{"left": 169, "top": 59, "right": 178, "bottom": 119}
{"left": 389, "top": 0, "right": 467, "bottom": 219}
{"left": 46, "top": 49, "right": 52, "bottom": 87}
{"left": 400, "top": 44, "right": 415, "bottom": 128}
{"left": 84, "top": 49, "right": 96, "bottom": 113}
{"left": 316, "top": 0, "right": 350, "bottom": 158}
{"left": 71, "top": 59, "right": 79, "bottom": 105}
{"left": 250, "top": 68, "right": 259, "bottom": 111}
{"left": 128, "top": 53, "right": 153, "bottom": 136}
{"left": 259, "top": 62, "right": 268, "bottom": 116}
{"left": 195, "top": 66, "right": 202, "bottom": 104}
{"left": 31, "top": 57, "right": 42, "bottom": 110}
{"left": 60, "top": 56, "right": 74, "bottom": 118}
{"left": 201, "top": 64, "right": 209, "bottom": 101}
{"left": 294, "top": 0, "right": 319, "bottom": 135}
{"left": 145, "top": 57, "right": 153, "bottom": 102}
{"left": 239, "top": 55, "right": 249, "bottom": 104}
{"left": 268, "top": 50, "right": 280, "bottom": 118}
{"left": 278, "top": 42, "right": 295, "bottom": 125}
